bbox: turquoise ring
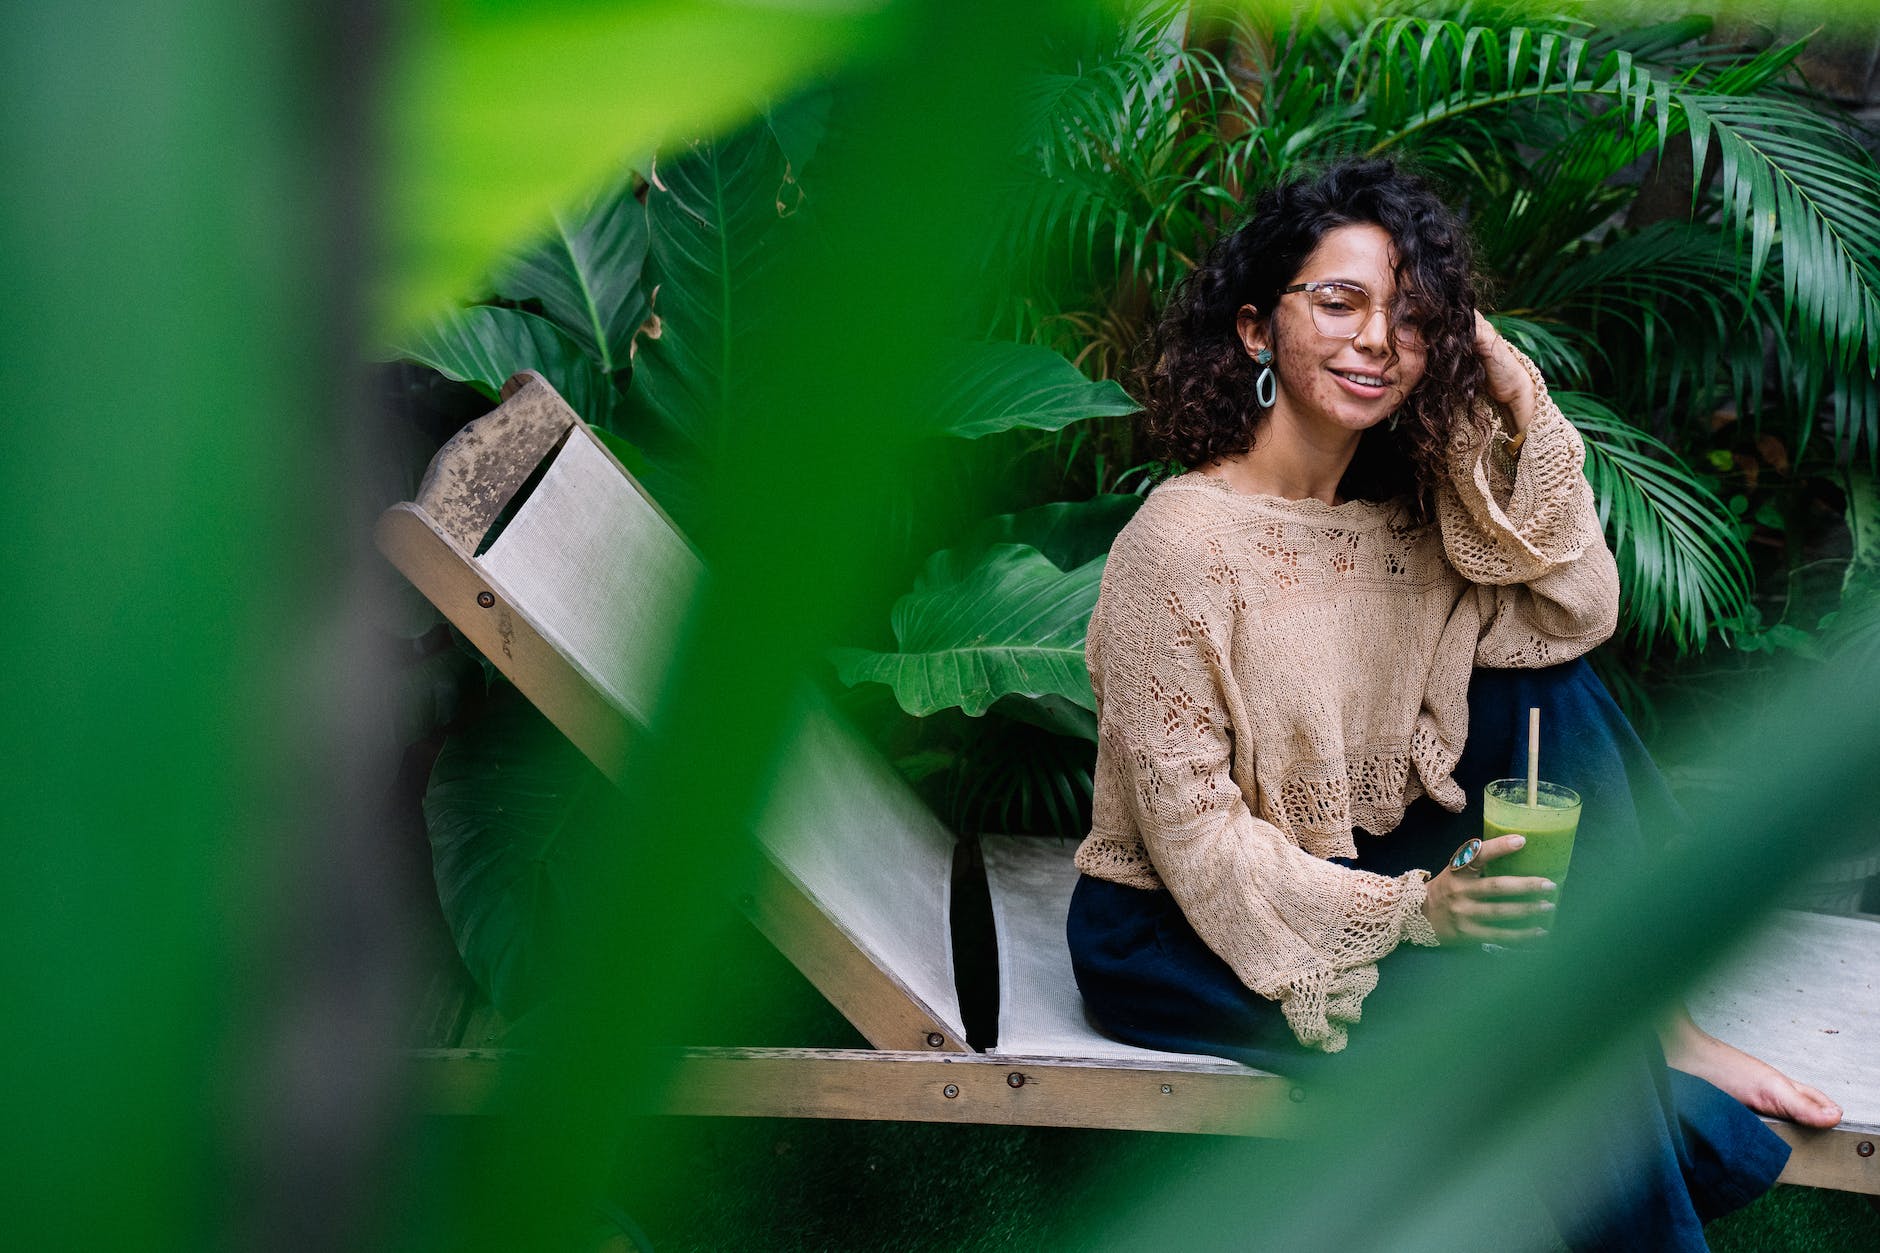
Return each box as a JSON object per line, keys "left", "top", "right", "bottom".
{"left": 1448, "top": 838, "right": 1484, "bottom": 874}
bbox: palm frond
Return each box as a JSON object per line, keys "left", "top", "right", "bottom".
{"left": 1828, "top": 368, "right": 1880, "bottom": 467}
{"left": 1562, "top": 391, "right": 1754, "bottom": 651}
{"left": 1341, "top": 15, "right": 1880, "bottom": 387}
{"left": 942, "top": 712, "right": 1094, "bottom": 838}
{"left": 1683, "top": 94, "right": 1880, "bottom": 379}
{"left": 1517, "top": 222, "right": 1750, "bottom": 423}
{"left": 1485, "top": 313, "right": 1589, "bottom": 390}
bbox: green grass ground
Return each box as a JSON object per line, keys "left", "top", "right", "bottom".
{"left": 606, "top": 1114, "right": 1880, "bottom": 1252}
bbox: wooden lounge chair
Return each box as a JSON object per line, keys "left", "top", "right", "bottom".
{"left": 378, "top": 372, "right": 1880, "bottom": 1195}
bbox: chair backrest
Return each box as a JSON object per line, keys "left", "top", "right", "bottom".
{"left": 378, "top": 372, "right": 969, "bottom": 1052}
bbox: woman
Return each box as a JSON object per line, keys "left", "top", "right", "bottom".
{"left": 1064, "top": 159, "right": 1840, "bottom": 1249}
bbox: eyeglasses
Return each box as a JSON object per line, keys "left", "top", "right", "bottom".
{"left": 1279, "top": 281, "right": 1420, "bottom": 345}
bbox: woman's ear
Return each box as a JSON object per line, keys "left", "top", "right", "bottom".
{"left": 1235, "top": 303, "right": 1270, "bottom": 359}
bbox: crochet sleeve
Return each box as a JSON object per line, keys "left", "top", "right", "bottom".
{"left": 1091, "top": 526, "right": 1439, "bottom": 1053}
{"left": 1436, "top": 345, "right": 1621, "bottom": 667}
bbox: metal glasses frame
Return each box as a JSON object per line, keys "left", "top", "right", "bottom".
{"left": 1276, "top": 280, "right": 1387, "bottom": 342}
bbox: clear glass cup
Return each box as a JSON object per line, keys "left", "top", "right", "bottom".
{"left": 1481, "top": 778, "right": 1581, "bottom": 924}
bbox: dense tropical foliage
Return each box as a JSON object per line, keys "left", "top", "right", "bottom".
{"left": 382, "top": 0, "right": 1880, "bottom": 1010}
{"left": 1002, "top": 2, "right": 1879, "bottom": 642}
{"left": 858, "top": 1, "right": 1880, "bottom": 833}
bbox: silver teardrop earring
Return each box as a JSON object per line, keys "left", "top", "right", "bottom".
{"left": 1388, "top": 412, "right": 1401, "bottom": 431}
{"left": 1254, "top": 348, "right": 1276, "bottom": 408}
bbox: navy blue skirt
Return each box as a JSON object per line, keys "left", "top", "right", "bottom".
{"left": 1066, "top": 658, "right": 1789, "bottom": 1251}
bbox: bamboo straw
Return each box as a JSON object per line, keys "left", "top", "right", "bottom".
{"left": 1527, "top": 707, "right": 1541, "bottom": 807}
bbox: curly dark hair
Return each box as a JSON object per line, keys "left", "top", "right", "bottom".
{"left": 1137, "top": 157, "right": 1490, "bottom": 522}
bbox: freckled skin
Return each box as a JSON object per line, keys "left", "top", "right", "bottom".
{"left": 1235, "top": 223, "right": 1429, "bottom": 437}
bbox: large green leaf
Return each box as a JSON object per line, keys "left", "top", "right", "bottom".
{"left": 764, "top": 84, "right": 834, "bottom": 182}
{"left": 829, "top": 543, "right": 1103, "bottom": 718}
{"left": 393, "top": 304, "right": 618, "bottom": 430}
{"left": 963, "top": 492, "right": 1142, "bottom": 571}
{"left": 931, "top": 495, "right": 1136, "bottom": 741}
{"left": 939, "top": 341, "right": 1141, "bottom": 439}
{"left": 423, "top": 681, "right": 621, "bottom": 1019}
{"left": 493, "top": 179, "right": 649, "bottom": 373}
{"left": 1562, "top": 392, "right": 1753, "bottom": 652}
{"left": 990, "top": 692, "right": 1099, "bottom": 742}
{"left": 378, "top": 0, "right": 883, "bottom": 330}
{"left": 622, "top": 122, "right": 792, "bottom": 454}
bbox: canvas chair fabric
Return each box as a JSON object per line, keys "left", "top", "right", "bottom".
{"left": 983, "top": 834, "right": 1253, "bottom": 1068}
{"left": 478, "top": 426, "right": 967, "bottom": 1049}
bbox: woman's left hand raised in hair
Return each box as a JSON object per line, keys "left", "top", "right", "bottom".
{"left": 1473, "top": 310, "right": 1537, "bottom": 433}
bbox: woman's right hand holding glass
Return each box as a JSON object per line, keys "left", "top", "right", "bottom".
{"left": 1422, "top": 834, "right": 1557, "bottom": 944}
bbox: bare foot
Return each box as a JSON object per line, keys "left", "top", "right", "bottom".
{"left": 1661, "top": 1015, "right": 1843, "bottom": 1128}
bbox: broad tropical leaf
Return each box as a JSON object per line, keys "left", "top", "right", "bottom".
{"left": 424, "top": 682, "right": 621, "bottom": 1018}
{"left": 622, "top": 124, "right": 792, "bottom": 454}
{"left": 764, "top": 83, "right": 833, "bottom": 181}
{"left": 964, "top": 493, "right": 1143, "bottom": 571}
{"left": 378, "top": 0, "right": 877, "bottom": 328}
{"left": 493, "top": 179, "right": 649, "bottom": 373}
{"left": 939, "top": 342, "right": 1141, "bottom": 439}
{"left": 991, "top": 692, "right": 1099, "bottom": 742}
{"left": 393, "top": 304, "right": 619, "bottom": 430}
{"left": 1562, "top": 392, "right": 1753, "bottom": 650}
{"left": 829, "top": 543, "right": 1103, "bottom": 717}
{"left": 945, "top": 495, "right": 1134, "bottom": 741}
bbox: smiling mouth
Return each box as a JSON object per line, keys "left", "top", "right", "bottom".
{"left": 1331, "top": 368, "right": 1390, "bottom": 388}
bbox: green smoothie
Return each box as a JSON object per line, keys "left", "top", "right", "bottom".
{"left": 1481, "top": 778, "right": 1581, "bottom": 924}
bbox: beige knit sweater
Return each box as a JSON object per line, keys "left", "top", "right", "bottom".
{"left": 1072, "top": 349, "right": 1621, "bottom": 1051}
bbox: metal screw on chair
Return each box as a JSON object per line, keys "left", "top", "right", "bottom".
{"left": 476, "top": 591, "right": 494, "bottom": 608}
{"left": 1160, "top": 1084, "right": 1173, "bottom": 1095}
{"left": 1289, "top": 1087, "right": 1308, "bottom": 1104}
{"left": 1007, "top": 1072, "right": 1025, "bottom": 1088}
{"left": 943, "top": 1084, "right": 959, "bottom": 1099}
{"left": 1859, "top": 1141, "right": 1875, "bottom": 1158}
{"left": 925, "top": 1032, "right": 944, "bottom": 1048}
